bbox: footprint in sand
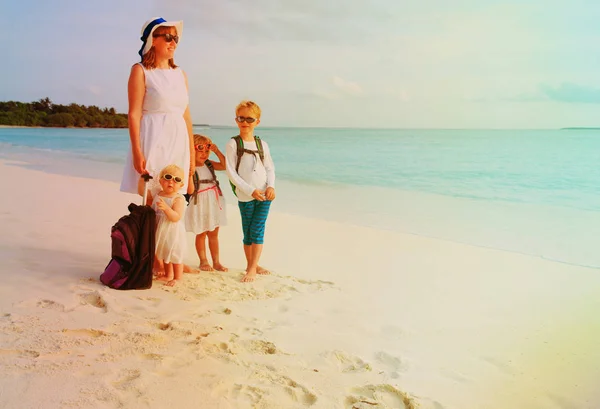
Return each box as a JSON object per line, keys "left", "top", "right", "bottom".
{"left": 36, "top": 299, "right": 66, "bottom": 312}
{"left": 326, "top": 350, "right": 372, "bottom": 373}
{"left": 242, "top": 327, "right": 264, "bottom": 336}
{"left": 246, "top": 340, "right": 279, "bottom": 355}
{"left": 346, "top": 384, "right": 417, "bottom": 409}
{"left": 375, "top": 351, "right": 409, "bottom": 378}
{"left": 78, "top": 291, "right": 107, "bottom": 312}
{"left": 231, "top": 384, "right": 266, "bottom": 405}
{"left": 61, "top": 328, "right": 110, "bottom": 338}
{"left": 111, "top": 368, "right": 144, "bottom": 397}
{"left": 0, "top": 349, "right": 40, "bottom": 358}
{"left": 281, "top": 376, "right": 317, "bottom": 406}
{"left": 546, "top": 392, "right": 580, "bottom": 409}
{"left": 480, "top": 355, "right": 516, "bottom": 375}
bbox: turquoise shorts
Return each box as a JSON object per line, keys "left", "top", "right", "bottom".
{"left": 238, "top": 200, "right": 272, "bottom": 245}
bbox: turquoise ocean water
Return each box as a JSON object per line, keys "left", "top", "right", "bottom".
{"left": 1, "top": 127, "right": 599, "bottom": 268}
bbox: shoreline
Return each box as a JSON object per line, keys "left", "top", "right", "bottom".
{"left": 0, "top": 124, "right": 127, "bottom": 129}
{"left": 2, "top": 143, "right": 600, "bottom": 271}
{"left": 1, "top": 158, "right": 600, "bottom": 408}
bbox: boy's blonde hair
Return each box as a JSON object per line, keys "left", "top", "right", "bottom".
{"left": 159, "top": 164, "right": 184, "bottom": 180}
{"left": 236, "top": 100, "right": 261, "bottom": 119}
{"left": 193, "top": 134, "right": 211, "bottom": 145}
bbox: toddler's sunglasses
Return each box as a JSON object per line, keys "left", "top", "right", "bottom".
{"left": 194, "top": 143, "right": 212, "bottom": 151}
{"left": 162, "top": 174, "right": 183, "bottom": 183}
{"left": 153, "top": 33, "right": 179, "bottom": 44}
{"left": 235, "top": 116, "right": 257, "bottom": 124}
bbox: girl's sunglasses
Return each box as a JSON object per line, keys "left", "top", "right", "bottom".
{"left": 235, "top": 116, "right": 257, "bottom": 124}
{"left": 194, "top": 143, "right": 212, "bottom": 151}
{"left": 153, "top": 33, "right": 179, "bottom": 44}
{"left": 162, "top": 174, "right": 183, "bottom": 183}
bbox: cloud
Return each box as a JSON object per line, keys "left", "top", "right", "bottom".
{"left": 539, "top": 83, "right": 600, "bottom": 104}
{"left": 332, "top": 76, "right": 362, "bottom": 95}
{"left": 87, "top": 85, "right": 103, "bottom": 96}
{"left": 164, "top": 0, "right": 409, "bottom": 43}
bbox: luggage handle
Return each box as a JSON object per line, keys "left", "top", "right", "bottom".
{"left": 141, "top": 174, "right": 153, "bottom": 206}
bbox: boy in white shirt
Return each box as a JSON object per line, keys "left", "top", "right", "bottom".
{"left": 225, "top": 100, "right": 276, "bottom": 282}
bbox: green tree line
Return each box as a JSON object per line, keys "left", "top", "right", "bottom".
{"left": 0, "top": 97, "right": 128, "bottom": 128}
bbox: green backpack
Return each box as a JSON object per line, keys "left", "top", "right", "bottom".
{"left": 229, "top": 135, "right": 264, "bottom": 196}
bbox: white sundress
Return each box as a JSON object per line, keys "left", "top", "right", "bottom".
{"left": 185, "top": 165, "right": 227, "bottom": 234}
{"left": 120, "top": 63, "right": 190, "bottom": 194}
{"left": 152, "top": 193, "right": 187, "bottom": 264}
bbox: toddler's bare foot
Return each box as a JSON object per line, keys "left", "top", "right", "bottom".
{"left": 257, "top": 266, "right": 270, "bottom": 275}
{"left": 164, "top": 278, "right": 179, "bottom": 287}
{"left": 183, "top": 264, "right": 200, "bottom": 274}
{"left": 213, "top": 263, "right": 228, "bottom": 272}
{"left": 157, "top": 275, "right": 174, "bottom": 282}
{"left": 241, "top": 271, "right": 256, "bottom": 282}
{"left": 200, "top": 262, "right": 214, "bottom": 272}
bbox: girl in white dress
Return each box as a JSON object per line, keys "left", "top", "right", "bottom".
{"left": 185, "top": 134, "right": 228, "bottom": 272}
{"left": 152, "top": 164, "right": 187, "bottom": 286}
{"left": 120, "top": 17, "right": 195, "bottom": 198}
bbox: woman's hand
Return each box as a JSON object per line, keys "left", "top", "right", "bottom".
{"left": 132, "top": 150, "right": 147, "bottom": 174}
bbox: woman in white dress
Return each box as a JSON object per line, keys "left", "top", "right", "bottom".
{"left": 120, "top": 17, "right": 194, "bottom": 198}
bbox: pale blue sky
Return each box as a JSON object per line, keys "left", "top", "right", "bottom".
{"left": 1, "top": 0, "right": 598, "bottom": 128}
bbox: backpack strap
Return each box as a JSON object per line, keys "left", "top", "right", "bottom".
{"left": 231, "top": 135, "right": 265, "bottom": 173}
{"left": 202, "top": 160, "right": 223, "bottom": 196}
{"left": 192, "top": 170, "right": 200, "bottom": 192}
{"left": 232, "top": 135, "right": 245, "bottom": 173}
{"left": 254, "top": 135, "right": 265, "bottom": 162}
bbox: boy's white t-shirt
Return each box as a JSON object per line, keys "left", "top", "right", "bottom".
{"left": 225, "top": 138, "right": 276, "bottom": 202}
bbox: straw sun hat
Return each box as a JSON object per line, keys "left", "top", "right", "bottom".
{"left": 138, "top": 17, "right": 183, "bottom": 58}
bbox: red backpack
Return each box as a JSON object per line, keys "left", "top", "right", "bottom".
{"left": 100, "top": 176, "right": 155, "bottom": 290}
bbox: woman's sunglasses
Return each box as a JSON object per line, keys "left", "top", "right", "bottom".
{"left": 194, "top": 143, "right": 212, "bottom": 151}
{"left": 235, "top": 116, "right": 257, "bottom": 124}
{"left": 162, "top": 174, "right": 183, "bottom": 183}
{"left": 153, "top": 33, "right": 179, "bottom": 44}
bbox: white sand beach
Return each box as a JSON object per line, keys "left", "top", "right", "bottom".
{"left": 1, "top": 158, "right": 600, "bottom": 409}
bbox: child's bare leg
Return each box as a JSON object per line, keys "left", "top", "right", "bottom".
{"left": 241, "top": 243, "right": 263, "bottom": 282}
{"left": 241, "top": 244, "right": 254, "bottom": 281}
{"left": 208, "top": 228, "right": 227, "bottom": 271}
{"left": 158, "top": 262, "right": 174, "bottom": 282}
{"left": 154, "top": 256, "right": 165, "bottom": 277}
{"left": 165, "top": 263, "right": 183, "bottom": 287}
{"left": 257, "top": 265, "right": 270, "bottom": 275}
{"left": 183, "top": 264, "right": 200, "bottom": 274}
{"left": 195, "top": 233, "right": 213, "bottom": 271}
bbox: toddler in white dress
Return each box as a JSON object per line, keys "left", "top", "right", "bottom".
{"left": 150, "top": 164, "right": 187, "bottom": 286}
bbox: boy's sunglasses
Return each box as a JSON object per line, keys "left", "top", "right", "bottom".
{"left": 153, "top": 33, "right": 179, "bottom": 44}
{"left": 194, "top": 143, "right": 212, "bottom": 151}
{"left": 235, "top": 116, "right": 257, "bottom": 124}
{"left": 162, "top": 174, "right": 182, "bottom": 183}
